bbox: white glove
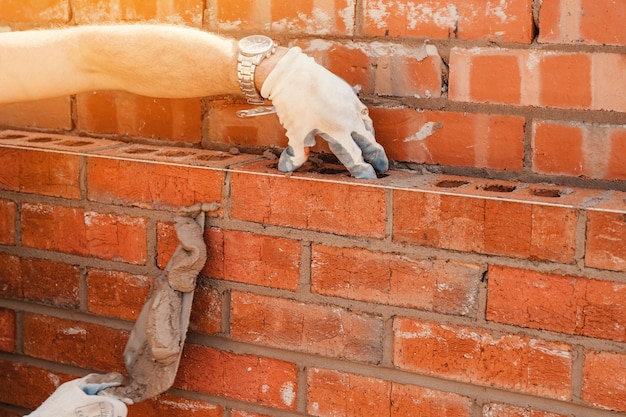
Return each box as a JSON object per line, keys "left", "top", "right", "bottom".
{"left": 261, "top": 47, "right": 388, "bottom": 179}
{"left": 27, "top": 373, "right": 128, "bottom": 417}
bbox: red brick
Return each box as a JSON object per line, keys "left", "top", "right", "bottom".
{"left": 222, "top": 231, "right": 301, "bottom": 289}
{"left": 21, "top": 203, "right": 148, "bottom": 264}
{"left": 540, "top": 53, "right": 592, "bottom": 109}
{"left": 393, "top": 318, "right": 573, "bottom": 400}
{"left": 231, "top": 411, "right": 272, "bottom": 417}
{"left": 450, "top": 48, "right": 626, "bottom": 112}
{"left": 485, "top": 200, "right": 577, "bottom": 263}
{"left": 393, "top": 190, "right": 578, "bottom": 263}
{"left": 0, "top": 255, "right": 80, "bottom": 308}
{"left": 0, "top": 308, "right": 15, "bottom": 352}
{"left": 307, "top": 368, "right": 472, "bottom": 417}
{"left": 363, "top": 0, "right": 534, "bottom": 43}
{"left": 533, "top": 121, "right": 584, "bottom": 177}
{"left": 296, "top": 40, "right": 443, "bottom": 98}
{"left": 212, "top": 0, "right": 355, "bottom": 35}
{"left": 76, "top": 91, "right": 202, "bottom": 143}
{"left": 231, "top": 172, "right": 387, "bottom": 238}
{"left": 231, "top": 292, "right": 383, "bottom": 363}
{"left": 0, "top": 97, "right": 72, "bottom": 130}
{"left": 0, "top": 360, "right": 74, "bottom": 410}
{"left": 87, "top": 269, "right": 152, "bottom": 321}
{"left": 128, "top": 394, "right": 222, "bottom": 417}
{"left": 0, "top": 0, "right": 70, "bottom": 23}
{"left": 189, "top": 278, "right": 222, "bottom": 335}
{"left": 371, "top": 108, "right": 525, "bottom": 171}
{"left": 23, "top": 314, "right": 128, "bottom": 373}
{"left": 87, "top": 157, "right": 225, "bottom": 210}
{"left": 472, "top": 54, "right": 522, "bottom": 105}
{"left": 176, "top": 344, "right": 298, "bottom": 411}
{"left": 204, "top": 99, "right": 288, "bottom": 148}
{"left": 307, "top": 368, "right": 391, "bottom": 417}
{"left": 483, "top": 403, "right": 569, "bottom": 417}
{"left": 538, "top": 0, "right": 626, "bottom": 46}
{"left": 487, "top": 266, "right": 626, "bottom": 343}
{"left": 393, "top": 191, "right": 484, "bottom": 252}
{"left": 582, "top": 351, "right": 626, "bottom": 412}
{"left": 391, "top": 382, "right": 473, "bottom": 417}
{"left": 534, "top": 121, "right": 626, "bottom": 181}
{"left": 311, "top": 244, "right": 481, "bottom": 316}
{"left": 72, "top": 0, "right": 203, "bottom": 25}
{"left": 0, "top": 147, "right": 81, "bottom": 199}
{"left": 586, "top": 211, "right": 626, "bottom": 272}
{"left": 0, "top": 199, "right": 16, "bottom": 245}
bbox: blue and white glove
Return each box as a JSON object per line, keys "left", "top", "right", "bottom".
{"left": 27, "top": 373, "right": 128, "bottom": 417}
{"left": 261, "top": 47, "right": 388, "bottom": 179}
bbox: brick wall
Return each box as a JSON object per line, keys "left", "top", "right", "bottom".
{"left": 1, "top": 1, "right": 626, "bottom": 417}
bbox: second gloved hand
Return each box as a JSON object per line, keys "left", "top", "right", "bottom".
{"left": 26, "top": 373, "right": 128, "bottom": 417}
{"left": 260, "top": 47, "right": 388, "bottom": 179}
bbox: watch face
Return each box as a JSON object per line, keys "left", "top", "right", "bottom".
{"left": 239, "top": 35, "right": 273, "bottom": 55}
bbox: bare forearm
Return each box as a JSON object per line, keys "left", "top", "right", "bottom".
{"left": 0, "top": 25, "right": 254, "bottom": 104}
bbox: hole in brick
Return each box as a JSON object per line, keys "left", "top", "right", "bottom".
{"left": 317, "top": 168, "right": 346, "bottom": 175}
{"left": 194, "top": 154, "right": 232, "bottom": 162}
{"left": 28, "top": 137, "right": 58, "bottom": 143}
{"left": 124, "top": 148, "right": 157, "bottom": 154}
{"left": 0, "top": 134, "right": 27, "bottom": 140}
{"left": 157, "top": 151, "right": 194, "bottom": 158}
{"left": 57, "top": 140, "right": 94, "bottom": 147}
{"left": 531, "top": 188, "right": 562, "bottom": 198}
{"left": 481, "top": 184, "right": 516, "bottom": 193}
{"left": 436, "top": 180, "right": 470, "bottom": 188}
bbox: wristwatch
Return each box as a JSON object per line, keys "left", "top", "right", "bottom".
{"left": 237, "top": 35, "right": 277, "bottom": 104}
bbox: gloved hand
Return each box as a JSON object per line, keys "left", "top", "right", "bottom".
{"left": 261, "top": 47, "right": 389, "bottom": 179}
{"left": 27, "top": 373, "right": 128, "bottom": 417}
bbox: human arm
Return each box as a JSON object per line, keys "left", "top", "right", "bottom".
{"left": 0, "top": 25, "right": 387, "bottom": 177}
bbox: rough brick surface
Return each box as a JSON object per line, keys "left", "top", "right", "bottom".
{"left": 393, "top": 190, "right": 578, "bottom": 263}
{"left": 87, "top": 157, "right": 225, "bottom": 210}
{"left": 127, "top": 394, "right": 222, "bottom": 417}
{"left": 582, "top": 351, "right": 626, "bottom": 412}
{"left": 371, "top": 108, "right": 525, "bottom": 170}
{"left": 487, "top": 266, "right": 626, "bottom": 342}
{"left": 0, "top": 199, "right": 15, "bottom": 245}
{"left": 449, "top": 48, "right": 626, "bottom": 112}
{"left": 0, "top": 309, "right": 15, "bottom": 352}
{"left": 0, "top": 1, "right": 70, "bottom": 23}
{"left": 21, "top": 203, "right": 148, "bottom": 264}
{"left": 23, "top": 314, "right": 128, "bottom": 373}
{"left": 208, "top": 0, "right": 356, "bottom": 35}
{"left": 532, "top": 120, "right": 626, "bottom": 180}
{"left": 585, "top": 211, "right": 626, "bottom": 272}
{"left": 483, "top": 403, "right": 569, "bottom": 417}
{"left": 538, "top": 0, "right": 626, "bottom": 46}
{"left": 311, "top": 244, "right": 481, "bottom": 316}
{"left": 307, "top": 368, "right": 473, "bottom": 417}
{"left": 72, "top": 0, "right": 204, "bottom": 26}
{"left": 176, "top": 344, "right": 299, "bottom": 411}
{"left": 0, "top": 361, "right": 74, "bottom": 410}
{"left": 76, "top": 92, "right": 202, "bottom": 143}
{"left": 296, "top": 40, "right": 443, "bottom": 98}
{"left": 393, "top": 318, "right": 573, "bottom": 400}
{"left": 0, "top": 147, "right": 81, "bottom": 199}
{"left": 362, "top": 0, "right": 535, "bottom": 43}
{"left": 0, "top": 255, "right": 80, "bottom": 308}
{"left": 231, "top": 171, "right": 387, "bottom": 238}
{"left": 87, "top": 269, "right": 152, "bottom": 321}
{"left": 231, "top": 291, "right": 384, "bottom": 363}
{"left": 0, "top": 97, "right": 72, "bottom": 130}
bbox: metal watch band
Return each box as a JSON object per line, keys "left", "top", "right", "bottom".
{"left": 237, "top": 58, "right": 265, "bottom": 104}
